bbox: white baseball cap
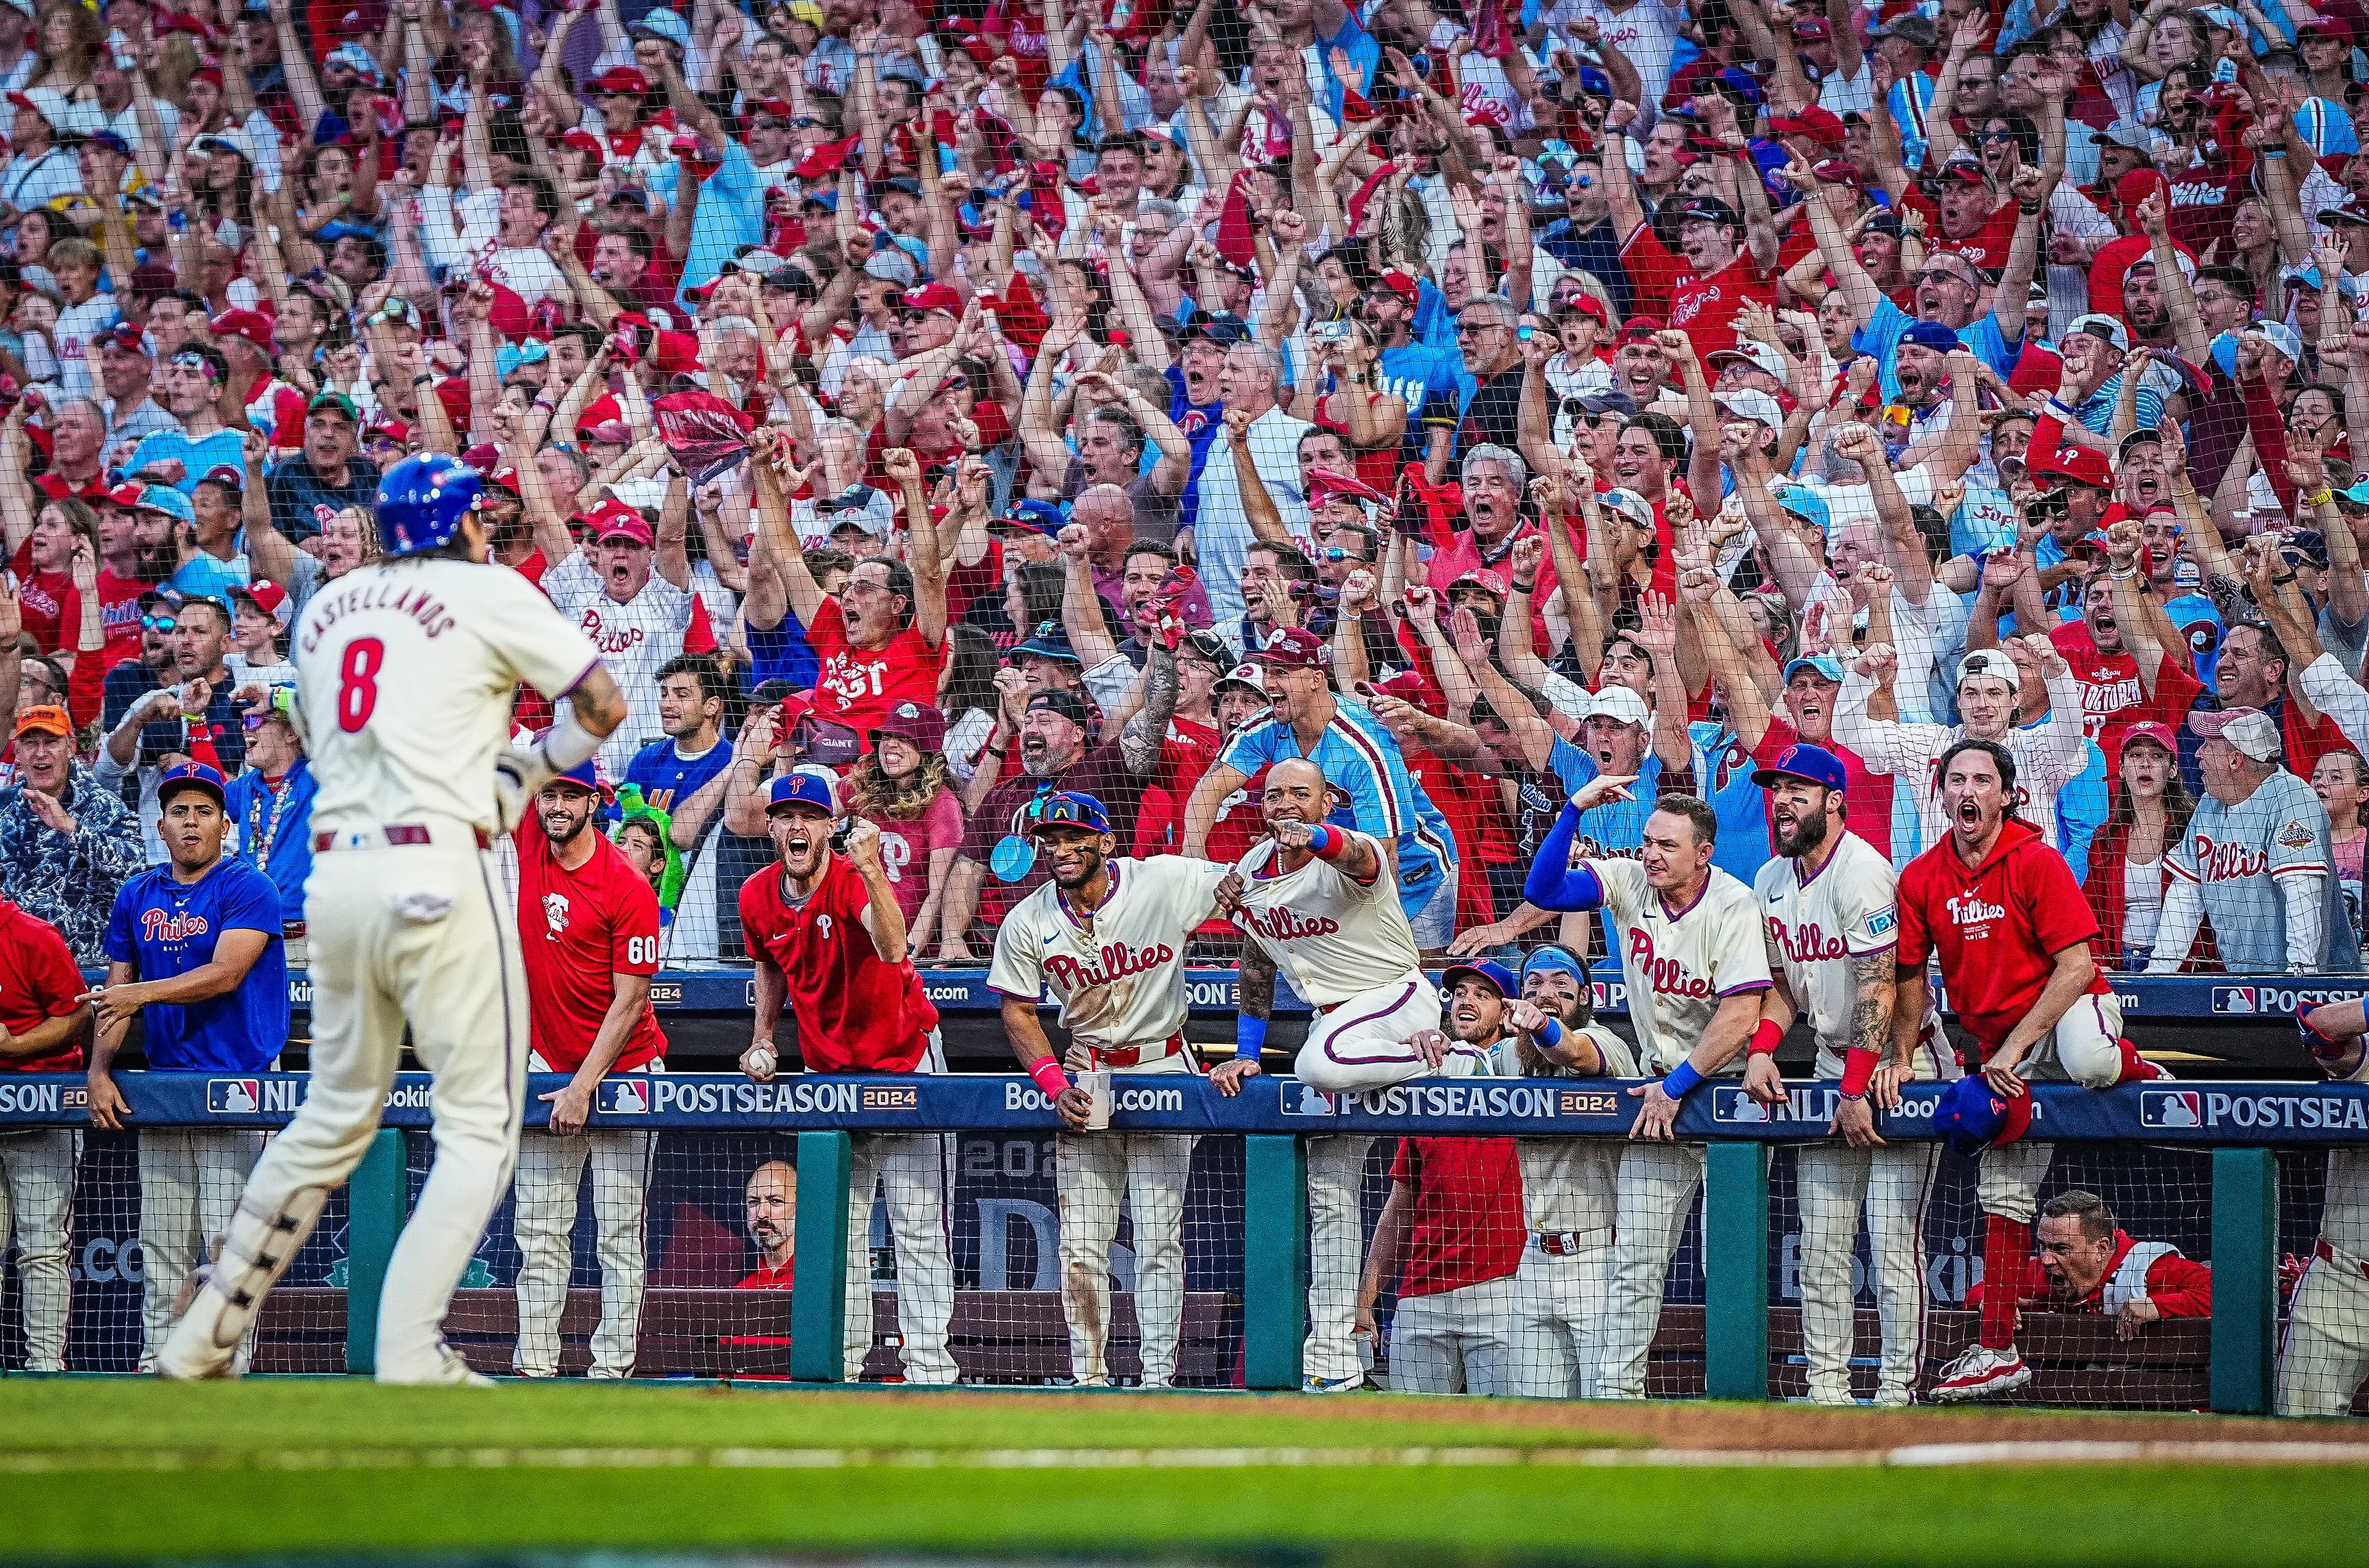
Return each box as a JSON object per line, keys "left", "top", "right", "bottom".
{"left": 1600, "top": 488, "right": 1655, "bottom": 529}
{"left": 1708, "top": 340, "right": 1787, "bottom": 380}
{"left": 2190, "top": 706, "right": 2281, "bottom": 762}
{"left": 1215, "top": 662, "right": 1267, "bottom": 698}
{"left": 1957, "top": 648, "right": 2020, "bottom": 689}
{"left": 1580, "top": 684, "right": 1650, "bottom": 727}
{"left": 1715, "top": 388, "right": 1785, "bottom": 429}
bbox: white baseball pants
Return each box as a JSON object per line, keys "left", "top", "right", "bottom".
{"left": 2278, "top": 1152, "right": 2369, "bottom": 1418}
{"left": 0, "top": 1130, "right": 77, "bottom": 1371}
{"left": 1596, "top": 1141, "right": 1709, "bottom": 1400}
{"left": 1304, "top": 1134, "right": 1380, "bottom": 1385}
{"left": 138, "top": 1128, "right": 264, "bottom": 1367}
{"left": 1796, "top": 1141, "right": 1939, "bottom": 1404}
{"left": 1291, "top": 974, "right": 1449, "bottom": 1093}
{"left": 1055, "top": 1130, "right": 1193, "bottom": 1386}
{"left": 1390, "top": 1275, "right": 1512, "bottom": 1395}
{"left": 1507, "top": 1239, "right": 1615, "bottom": 1399}
{"left": 510, "top": 1128, "right": 653, "bottom": 1378}
{"left": 188, "top": 834, "right": 528, "bottom": 1382}
{"left": 1977, "top": 993, "right": 2125, "bottom": 1223}
{"left": 844, "top": 1131, "right": 958, "bottom": 1384}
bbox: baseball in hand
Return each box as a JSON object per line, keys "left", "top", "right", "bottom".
{"left": 745, "top": 1043, "right": 778, "bottom": 1080}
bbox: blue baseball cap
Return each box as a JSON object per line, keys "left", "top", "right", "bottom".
{"left": 766, "top": 769, "right": 837, "bottom": 815}
{"left": 1026, "top": 791, "right": 1111, "bottom": 835}
{"left": 156, "top": 760, "right": 227, "bottom": 806}
{"left": 1933, "top": 1074, "right": 2033, "bottom": 1156}
{"left": 629, "top": 9, "right": 691, "bottom": 48}
{"left": 1576, "top": 66, "right": 1613, "bottom": 97}
{"left": 134, "top": 484, "right": 196, "bottom": 523}
{"left": 1441, "top": 960, "right": 1518, "bottom": 999}
{"left": 994, "top": 499, "right": 1067, "bottom": 538}
{"left": 1774, "top": 484, "right": 1831, "bottom": 533}
{"left": 1751, "top": 741, "right": 1849, "bottom": 794}
{"left": 1782, "top": 653, "right": 1845, "bottom": 686}
{"left": 1520, "top": 945, "right": 1588, "bottom": 985}
{"left": 1902, "top": 319, "right": 1963, "bottom": 353}
{"left": 1008, "top": 619, "right": 1082, "bottom": 665}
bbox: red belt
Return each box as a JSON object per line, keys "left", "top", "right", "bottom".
{"left": 1533, "top": 1232, "right": 1590, "bottom": 1256}
{"left": 1090, "top": 1034, "right": 1185, "bottom": 1067}
{"left": 314, "top": 823, "right": 493, "bottom": 852}
{"left": 2316, "top": 1238, "right": 2369, "bottom": 1280}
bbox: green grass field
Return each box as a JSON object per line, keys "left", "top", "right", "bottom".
{"left": 3, "top": 1381, "right": 2367, "bottom": 1566}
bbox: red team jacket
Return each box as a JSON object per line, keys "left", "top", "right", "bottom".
{"left": 1966, "top": 1230, "right": 2214, "bottom": 1319}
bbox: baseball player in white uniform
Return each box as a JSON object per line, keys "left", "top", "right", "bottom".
{"left": 2285, "top": 1000, "right": 2369, "bottom": 1417}
{"left": 1524, "top": 776, "right": 1774, "bottom": 1400}
{"left": 158, "top": 453, "right": 626, "bottom": 1383}
{"left": 1496, "top": 945, "right": 1637, "bottom": 1400}
{"left": 988, "top": 790, "right": 1231, "bottom": 1388}
{"left": 1747, "top": 745, "right": 1952, "bottom": 1407}
{"left": 1207, "top": 756, "right": 1479, "bottom": 1392}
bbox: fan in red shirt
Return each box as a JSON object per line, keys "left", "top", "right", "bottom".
{"left": 736, "top": 768, "right": 957, "bottom": 1384}
{"left": 1897, "top": 160, "right": 2021, "bottom": 272}
{"left": 1617, "top": 192, "right": 1781, "bottom": 365}
{"left": 2050, "top": 523, "right": 2206, "bottom": 769}
{"left": 1964, "top": 1189, "right": 2213, "bottom": 1337}
{"left": 1895, "top": 738, "right": 2163, "bottom": 1404}
{"left": 510, "top": 758, "right": 669, "bottom": 1379}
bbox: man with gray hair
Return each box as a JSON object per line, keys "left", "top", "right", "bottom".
{"left": 1424, "top": 443, "right": 1561, "bottom": 632}
{"left": 1191, "top": 340, "right": 1313, "bottom": 643}
{"left": 1454, "top": 295, "right": 1527, "bottom": 458}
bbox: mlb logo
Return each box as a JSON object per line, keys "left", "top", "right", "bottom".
{"left": 1280, "top": 1084, "right": 1339, "bottom": 1117}
{"left": 2141, "top": 1090, "right": 2205, "bottom": 1129}
{"left": 207, "top": 1079, "right": 261, "bottom": 1114}
{"left": 600, "top": 1079, "right": 651, "bottom": 1115}
{"left": 2213, "top": 986, "right": 2259, "bottom": 1015}
{"left": 1709, "top": 1087, "right": 1771, "bottom": 1124}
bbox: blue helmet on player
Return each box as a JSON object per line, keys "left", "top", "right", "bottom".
{"left": 375, "top": 453, "right": 484, "bottom": 558}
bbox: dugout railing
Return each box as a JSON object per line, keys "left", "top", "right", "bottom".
{"left": 1, "top": 1071, "right": 2362, "bottom": 1413}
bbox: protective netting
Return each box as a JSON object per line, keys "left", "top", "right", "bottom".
{"left": 2275, "top": 1148, "right": 2369, "bottom": 1419}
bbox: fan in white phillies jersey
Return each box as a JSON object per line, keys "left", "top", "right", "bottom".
{"left": 1523, "top": 775, "right": 1773, "bottom": 1400}
{"left": 2285, "top": 1001, "right": 2369, "bottom": 1416}
{"left": 1747, "top": 743, "right": 1952, "bottom": 1407}
{"left": 1208, "top": 757, "right": 1469, "bottom": 1393}
{"left": 540, "top": 508, "right": 697, "bottom": 777}
{"left": 1495, "top": 945, "right": 1638, "bottom": 1400}
{"left": 988, "top": 790, "right": 1230, "bottom": 1389}
{"left": 160, "top": 453, "right": 627, "bottom": 1384}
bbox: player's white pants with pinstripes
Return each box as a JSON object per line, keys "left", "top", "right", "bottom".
{"left": 1291, "top": 974, "right": 1449, "bottom": 1094}
{"left": 1977, "top": 993, "right": 2126, "bottom": 1223}
{"left": 138, "top": 1128, "right": 264, "bottom": 1369}
{"left": 1797, "top": 1142, "right": 1939, "bottom": 1404}
{"left": 0, "top": 1130, "right": 78, "bottom": 1371}
{"left": 2277, "top": 1152, "right": 2369, "bottom": 1417}
{"left": 1507, "top": 1239, "right": 1614, "bottom": 1399}
{"left": 1056, "top": 1131, "right": 1193, "bottom": 1386}
{"left": 1391, "top": 1277, "right": 1512, "bottom": 1394}
{"left": 1596, "top": 1141, "right": 1709, "bottom": 1400}
{"left": 511, "top": 1127, "right": 653, "bottom": 1378}
{"left": 845, "top": 1132, "right": 958, "bottom": 1384}
{"left": 162, "top": 834, "right": 528, "bottom": 1382}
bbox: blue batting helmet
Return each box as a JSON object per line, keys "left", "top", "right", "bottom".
{"left": 375, "top": 453, "right": 484, "bottom": 558}
{"left": 1933, "top": 1073, "right": 2034, "bottom": 1156}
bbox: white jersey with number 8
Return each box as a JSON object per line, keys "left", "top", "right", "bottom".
{"left": 293, "top": 559, "right": 603, "bottom": 836}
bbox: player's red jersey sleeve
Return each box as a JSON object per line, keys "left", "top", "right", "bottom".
{"left": 2015, "top": 840, "right": 2105, "bottom": 956}
{"left": 1894, "top": 857, "right": 1936, "bottom": 970}
{"left": 2146, "top": 1253, "right": 2214, "bottom": 1317}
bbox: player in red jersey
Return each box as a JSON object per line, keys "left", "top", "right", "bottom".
{"left": 738, "top": 768, "right": 956, "bottom": 1384}
{"left": 510, "top": 757, "right": 668, "bottom": 1379}
{"left": 0, "top": 898, "right": 94, "bottom": 1372}
{"left": 1894, "top": 739, "right": 2163, "bottom": 1403}
{"left": 1356, "top": 1134, "right": 1526, "bottom": 1395}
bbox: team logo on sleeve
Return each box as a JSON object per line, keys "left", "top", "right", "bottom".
{"left": 2277, "top": 820, "right": 2316, "bottom": 850}
{"left": 1867, "top": 907, "right": 1896, "bottom": 937}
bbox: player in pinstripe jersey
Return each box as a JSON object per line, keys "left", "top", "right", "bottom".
{"left": 2286, "top": 1000, "right": 2369, "bottom": 1416}
{"left": 1747, "top": 745, "right": 1952, "bottom": 1406}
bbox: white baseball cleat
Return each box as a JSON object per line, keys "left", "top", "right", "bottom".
{"left": 380, "top": 1345, "right": 497, "bottom": 1388}
{"left": 1301, "top": 1373, "right": 1364, "bottom": 1394}
{"left": 1873, "top": 1383, "right": 1915, "bottom": 1408}
{"left": 1930, "top": 1343, "right": 2032, "bottom": 1402}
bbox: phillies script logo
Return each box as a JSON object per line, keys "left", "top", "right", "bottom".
{"left": 1769, "top": 918, "right": 1846, "bottom": 965}
{"left": 1946, "top": 894, "right": 2005, "bottom": 925}
{"left": 1239, "top": 907, "right": 1341, "bottom": 942}
{"left": 1626, "top": 928, "right": 1713, "bottom": 999}
{"left": 2193, "top": 833, "right": 2270, "bottom": 882}
{"left": 579, "top": 611, "right": 647, "bottom": 656}
{"left": 1045, "top": 942, "right": 1176, "bottom": 989}
{"left": 141, "top": 909, "right": 211, "bottom": 941}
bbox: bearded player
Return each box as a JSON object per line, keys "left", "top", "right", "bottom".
{"left": 1524, "top": 777, "right": 1773, "bottom": 1402}
{"left": 1210, "top": 756, "right": 1483, "bottom": 1392}
{"left": 158, "top": 453, "right": 625, "bottom": 1383}
{"left": 1748, "top": 744, "right": 1950, "bottom": 1407}
{"left": 1497, "top": 945, "right": 1637, "bottom": 1400}
{"left": 988, "top": 791, "right": 1231, "bottom": 1388}
{"left": 2286, "top": 1000, "right": 2369, "bottom": 1416}
{"left": 1896, "top": 739, "right": 2163, "bottom": 1404}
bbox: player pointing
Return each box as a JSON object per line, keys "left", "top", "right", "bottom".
{"left": 1748, "top": 744, "right": 1949, "bottom": 1406}
{"left": 158, "top": 453, "right": 626, "bottom": 1384}
{"left": 987, "top": 791, "right": 1230, "bottom": 1388}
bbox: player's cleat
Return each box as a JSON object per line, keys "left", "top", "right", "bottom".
{"left": 1930, "top": 1343, "right": 2032, "bottom": 1402}
{"left": 381, "top": 1345, "right": 497, "bottom": 1387}
{"left": 1873, "top": 1384, "right": 1915, "bottom": 1408}
{"left": 1302, "top": 1373, "right": 1364, "bottom": 1394}
{"left": 156, "top": 1186, "right": 330, "bottom": 1380}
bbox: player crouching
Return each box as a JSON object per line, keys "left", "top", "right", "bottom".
{"left": 1898, "top": 741, "right": 2166, "bottom": 1404}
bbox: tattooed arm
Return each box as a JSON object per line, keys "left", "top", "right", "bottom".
{"left": 1850, "top": 951, "right": 1897, "bottom": 1065}
{"left": 1119, "top": 642, "right": 1180, "bottom": 776}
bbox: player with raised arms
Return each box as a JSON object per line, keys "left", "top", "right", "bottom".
{"left": 988, "top": 791, "right": 1230, "bottom": 1389}
{"left": 1209, "top": 756, "right": 1484, "bottom": 1393}
{"left": 1747, "top": 743, "right": 1951, "bottom": 1407}
{"left": 1894, "top": 738, "right": 2162, "bottom": 1404}
{"left": 157, "top": 453, "right": 625, "bottom": 1384}
{"left": 1523, "top": 774, "right": 1774, "bottom": 1402}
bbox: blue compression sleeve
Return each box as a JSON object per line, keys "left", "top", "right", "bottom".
{"left": 1236, "top": 1013, "right": 1269, "bottom": 1060}
{"left": 1524, "top": 802, "right": 1608, "bottom": 910}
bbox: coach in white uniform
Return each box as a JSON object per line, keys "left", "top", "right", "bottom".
{"left": 2285, "top": 1001, "right": 2369, "bottom": 1417}
{"left": 159, "top": 454, "right": 627, "bottom": 1384}
{"left": 1747, "top": 744, "right": 1951, "bottom": 1408}
{"left": 1209, "top": 756, "right": 1481, "bottom": 1392}
{"left": 989, "top": 790, "right": 1230, "bottom": 1389}
{"left": 1524, "top": 776, "right": 1773, "bottom": 1401}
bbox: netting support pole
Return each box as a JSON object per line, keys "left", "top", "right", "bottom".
{"left": 344, "top": 1130, "right": 407, "bottom": 1376}
{"left": 791, "top": 1130, "right": 852, "bottom": 1383}
{"left": 1704, "top": 1141, "right": 1770, "bottom": 1400}
{"left": 1243, "top": 1134, "right": 1307, "bottom": 1389}
{"left": 2210, "top": 1145, "right": 2277, "bottom": 1415}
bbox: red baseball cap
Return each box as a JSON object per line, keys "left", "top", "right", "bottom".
{"left": 591, "top": 66, "right": 650, "bottom": 95}
{"left": 1249, "top": 627, "right": 1331, "bottom": 670}
{"left": 1375, "top": 269, "right": 1419, "bottom": 305}
{"left": 2122, "top": 721, "right": 2178, "bottom": 756}
{"left": 902, "top": 282, "right": 963, "bottom": 316}
{"left": 1620, "top": 314, "right": 1666, "bottom": 343}
{"left": 1769, "top": 107, "right": 1847, "bottom": 151}
{"left": 208, "top": 308, "right": 275, "bottom": 355}
{"left": 2031, "top": 444, "right": 2113, "bottom": 489}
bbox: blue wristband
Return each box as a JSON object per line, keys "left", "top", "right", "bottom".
{"left": 1663, "top": 1060, "right": 1704, "bottom": 1099}
{"left": 1536, "top": 1018, "right": 1563, "bottom": 1049}
{"left": 1235, "top": 1013, "right": 1268, "bottom": 1060}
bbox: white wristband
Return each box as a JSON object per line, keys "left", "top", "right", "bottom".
{"left": 540, "top": 701, "right": 602, "bottom": 775}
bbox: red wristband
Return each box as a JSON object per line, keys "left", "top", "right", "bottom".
{"left": 1748, "top": 1018, "right": 1783, "bottom": 1056}
{"left": 1308, "top": 823, "right": 1347, "bottom": 860}
{"left": 1839, "top": 1047, "right": 1880, "bottom": 1098}
{"left": 1028, "top": 1056, "right": 1070, "bottom": 1099}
